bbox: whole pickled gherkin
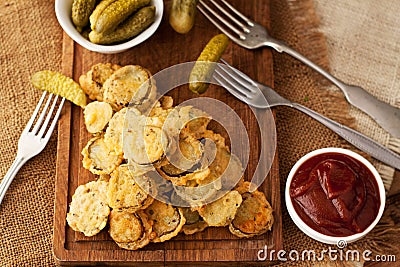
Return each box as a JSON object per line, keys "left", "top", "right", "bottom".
{"left": 189, "top": 34, "right": 229, "bottom": 94}
{"left": 89, "top": 6, "right": 156, "bottom": 45}
{"left": 89, "top": 0, "right": 117, "bottom": 31}
{"left": 72, "top": 0, "right": 97, "bottom": 32}
{"left": 90, "top": 0, "right": 151, "bottom": 34}
{"left": 169, "top": 0, "right": 198, "bottom": 34}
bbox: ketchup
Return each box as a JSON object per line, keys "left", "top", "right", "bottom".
{"left": 289, "top": 152, "right": 380, "bottom": 237}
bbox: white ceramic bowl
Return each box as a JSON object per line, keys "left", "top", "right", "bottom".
{"left": 55, "top": 0, "right": 164, "bottom": 54}
{"left": 285, "top": 147, "right": 385, "bottom": 245}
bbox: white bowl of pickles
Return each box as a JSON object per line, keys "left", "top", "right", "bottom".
{"left": 55, "top": 0, "right": 164, "bottom": 54}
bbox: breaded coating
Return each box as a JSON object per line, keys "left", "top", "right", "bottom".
{"left": 104, "top": 107, "right": 130, "bottom": 156}
{"left": 229, "top": 182, "right": 274, "bottom": 238}
{"left": 92, "top": 63, "right": 121, "bottom": 85}
{"left": 181, "top": 110, "right": 211, "bottom": 139}
{"left": 181, "top": 207, "right": 208, "bottom": 235}
{"left": 79, "top": 63, "right": 121, "bottom": 101}
{"left": 144, "top": 200, "right": 186, "bottom": 242}
{"left": 109, "top": 209, "right": 155, "bottom": 250}
{"left": 103, "top": 65, "right": 153, "bottom": 110}
{"left": 82, "top": 135, "right": 124, "bottom": 175}
{"left": 84, "top": 101, "right": 113, "bottom": 134}
{"left": 159, "top": 167, "right": 210, "bottom": 187}
{"left": 107, "top": 164, "right": 154, "bottom": 212}
{"left": 198, "top": 190, "right": 242, "bottom": 227}
{"left": 66, "top": 180, "right": 110, "bottom": 237}
{"left": 123, "top": 110, "right": 169, "bottom": 165}
{"left": 161, "top": 134, "right": 204, "bottom": 177}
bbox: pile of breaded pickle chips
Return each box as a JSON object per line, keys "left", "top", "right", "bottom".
{"left": 65, "top": 63, "right": 274, "bottom": 250}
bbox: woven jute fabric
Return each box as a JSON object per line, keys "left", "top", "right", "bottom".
{"left": 313, "top": 0, "right": 400, "bottom": 192}
{"left": 0, "top": 0, "right": 63, "bottom": 266}
{"left": 270, "top": 0, "right": 400, "bottom": 266}
{"left": 0, "top": 0, "right": 399, "bottom": 266}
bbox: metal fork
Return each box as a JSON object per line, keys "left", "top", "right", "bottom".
{"left": 0, "top": 92, "right": 65, "bottom": 205}
{"left": 214, "top": 60, "right": 400, "bottom": 169}
{"left": 198, "top": 0, "right": 400, "bottom": 138}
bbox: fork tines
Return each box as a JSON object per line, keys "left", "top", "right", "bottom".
{"left": 197, "top": 0, "right": 254, "bottom": 42}
{"left": 214, "top": 60, "right": 258, "bottom": 99}
{"left": 24, "top": 92, "right": 65, "bottom": 140}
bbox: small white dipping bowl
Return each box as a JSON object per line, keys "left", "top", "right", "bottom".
{"left": 285, "top": 147, "right": 385, "bottom": 245}
{"left": 55, "top": 0, "right": 164, "bottom": 54}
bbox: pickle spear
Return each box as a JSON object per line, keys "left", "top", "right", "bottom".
{"left": 89, "top": 5, "right": 156, "bottom": 45}
{"left": 189, "top": 34, "right": 229, "bottom": 94}
{"left": 71, "top": 0, "right": 97, "bottom": 32}
{"left": 31, "top": 71, "right": 87, "bottom": 108}
{"left": 90, "top": 0, "right": 151, "bottom": 34}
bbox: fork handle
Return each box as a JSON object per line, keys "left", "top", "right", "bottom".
{"left": 266, "top": 40, "right": 345, "bottom": 88}
{"left": 292, "top": 103, "right": 400, "bottom": 170}
{"left": 267, "top": 40, "right": 400, "bottom": 138}
{"left": 0, "top": 156, "right": 27, "bottom": 205}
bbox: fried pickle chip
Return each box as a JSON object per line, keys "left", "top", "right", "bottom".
{"left": 104, "top": 107, "right": 131, "bottom": 156}
{"left": 107, "top": 164, "right": 155, "bottom": 212}
{"left": 92, "top": 63, "right": 122, "bottom": 85}
{"left": 187, "top": 130, "right": 243, "bottom": 192}
{"left": 149, "top": 105, "right": 172, "bottom": 120}
{"left": 135, "top": 82, "right": 158, "bottom": 114}
{"left": 200, "top": 130, "right": 226, "bottom": 149}
{"left": 229, "top": 182, "right": 274, "bottom": 238}
{"left": 156, "top": 128, "right": 242, "bottom": 205}
{"left": 103, "top": 65, "right": 153, "bottom": 111}
{"left": 82, "top": 134, "right": 124, "bottom": 175}
{"left": 181, "top": 109, "right": 211, "bottom": 139}
{"left": 177, "top": 134, "right": 204, "bottom": 169}
{"left": 84, "top": 101, "right": 113, "bottom": 134}
{"left": 144, "top": 200, "right": 186, "bottom": 242}
{"left": 160, "top": 163, "right": 186, "bottom": 177}
{"left": 66, "top": 180, "right": 110, "bottom": 237}
{"left": 162, "top": 106, "right": 210, "bottom": 138}
{"left": 181, "top": 207, "right": 208, "bottom": 235}
{"left": 159, "top": 167, "right": 211, "bottom": 187}
{"left": 31, "top": 70, "right": 87, "bottom": 107}
{"left": 198, "top": 147, "right": 243, "bottom": 191}
{"left": 198, "top": 190, "right": 242, "bottom": 227}
{"left": 172, "top": 179, "right": 222, "bottom": 208}
{"left": 123, "top": 110, "right": 169, "bottom": 165}
{"left": 161, "top": 134, "right": 204, "bottom": 177}
{"left": 79, "top": 63, "right": 121, "bottom": 102}
{"left": 109, "top": 209, "right": 155, "bottom": 250}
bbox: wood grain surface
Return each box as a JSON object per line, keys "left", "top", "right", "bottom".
{"left": 53, "top": 0, "right": 282, "bottom": 265}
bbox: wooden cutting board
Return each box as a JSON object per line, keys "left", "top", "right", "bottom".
{"left": 53, "top": 0, "right": 282, "bottom": 265}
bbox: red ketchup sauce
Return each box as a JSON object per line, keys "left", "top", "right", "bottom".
{"left": 289, "top": 152, "right": 381, "bottom": 237}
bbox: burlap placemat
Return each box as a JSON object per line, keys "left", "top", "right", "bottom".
{"left": 0, "top": 1, "right": 63, "bottom": 266}
{"left": 313, "top": 0, "right": 400, "bottom": 192}
{"left": 270, "top": 0, "right": 400, "bottom": 266}
{"left": 0, "top": 0, "right": 399, "bottom": 266}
